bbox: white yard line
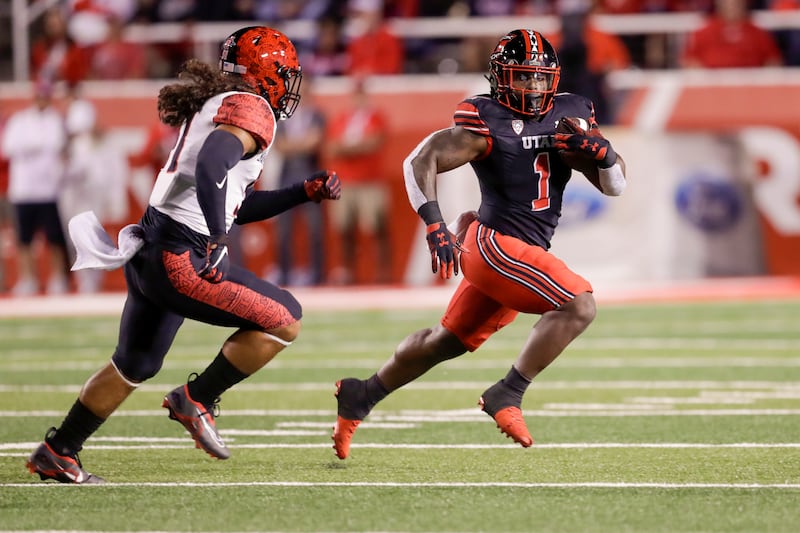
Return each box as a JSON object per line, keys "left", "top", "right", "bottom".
{"left": 4, "top": 406, "right": 800, "bottom": 418}
{"left": 4, "top": 441, "right": 800, "bottom": 453}
{"left": 2, "top": 480, "right": 799, "bottom": 489}
{"left": 3, "top": 379, "right": 800, "bottom": 394}
{"left": 4, "top": 355, "right": 800, "bottom": 374}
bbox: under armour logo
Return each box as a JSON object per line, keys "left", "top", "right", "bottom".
{"left": 436, "top": 232, "right": 449, "bottom": 247}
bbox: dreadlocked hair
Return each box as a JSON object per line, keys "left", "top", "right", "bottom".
{"left": 157, "top": 59, "right": 255, "bottom": 127}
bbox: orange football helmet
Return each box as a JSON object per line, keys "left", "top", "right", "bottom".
{"left": 219, "top": 26, "right": 303, "bottom": 119}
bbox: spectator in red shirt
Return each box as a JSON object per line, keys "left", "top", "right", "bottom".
{"left": 325, "top": 78, "right": 390, "bottom": 284}
{"left": 89, "top": 15, "right": 147, "bottom": 79}
{"left": 597, "top": 0, "right": 647, "bottom": 12}
{"left": 681, "top": 0, "right": 783, "bottom": 67}
{"left": 346, "top": 0, "right": 405, "bottom": 75}
{"left": 0, "top": 112, "right": 9, "bottom": 292}
{"left": 30, "top": 8, "right": 90, "bottom": 85}
{"left": 300, "top": 15, "right": 350, "bottom": 76}
{"left": 664, "top": 0, "right": 714, "bottom": 11}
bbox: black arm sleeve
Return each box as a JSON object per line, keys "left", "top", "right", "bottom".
{"left": 195, "top": 129, "right": 243, "bottom": 239}
{"left": 234, "top": 183, "right": 310, "bottom": 225}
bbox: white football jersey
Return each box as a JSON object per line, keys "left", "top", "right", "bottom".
{"left": 149, "top": 91, "right": 277, "bottom": 235}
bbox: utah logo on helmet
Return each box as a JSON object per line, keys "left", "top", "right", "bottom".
{"left": 219, "top": 26, "right": 303, "bottom": 120}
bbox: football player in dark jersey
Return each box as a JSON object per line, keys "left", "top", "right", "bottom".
{"left": 26, "top": 27, "right": 341, "bottom": 483}
{"left": 332, "top": 28, "right": 627, "bottom": 459}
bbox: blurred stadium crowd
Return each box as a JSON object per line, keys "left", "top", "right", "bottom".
{"left": 9, "top": 0, "right": 800, "bottom": 87}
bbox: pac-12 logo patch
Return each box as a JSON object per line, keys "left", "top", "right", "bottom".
{"left": 511, "top": 120, "right": 524, "bottom": 135}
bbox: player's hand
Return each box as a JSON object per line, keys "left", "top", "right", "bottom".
{"left": 304, "top": 170, "right": 342, "bottom": 202}
{"left": 447, "top": 210, "right": 478, "bottom": 248}
{"left": 553, "top": 132, "right": 616, "bottom": 168}
{"left": 426, "top": 222, "right": 460, "bottom": 279}
{"left": 198, "top": 236, "right": 229, "bottom": 283}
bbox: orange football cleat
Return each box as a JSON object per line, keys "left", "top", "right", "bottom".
{"left": 332, "top": 378, "right": 372, "bottom": 459}
{"left": 478, "top": 397, "right": 533, "bottom": 447}
{"left": 331, "top": 415, "right": 361, "bottom": 460}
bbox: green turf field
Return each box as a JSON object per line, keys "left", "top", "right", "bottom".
{"left": 2, "top": 298, "right": 800, "bottom": 532}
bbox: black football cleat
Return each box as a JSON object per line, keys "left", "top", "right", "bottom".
{"left": 162, "top": 384, "right": 230, "bottom": 459}
{"left": 27, "top": 431, "right": 105, "bottom": 484}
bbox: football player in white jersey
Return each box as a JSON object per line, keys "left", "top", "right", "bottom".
{"left": 27, "top": 26, "right": 341, "bottom": 484}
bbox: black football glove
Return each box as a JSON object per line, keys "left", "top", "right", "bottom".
{"left": 426, "top": 222, "right": 460, "bottom": 279}
{"left": 553, "top": 132, "right": 617, "bottom": 168}
{"left": 197, "top": 235, "right": 229, "bottom": 283}
{"left": 304, "top": 170, "right": 342, "bottom": 202}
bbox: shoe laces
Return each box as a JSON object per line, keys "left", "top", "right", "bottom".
{"left": 208, "top": 396, "right": 221, "bottom": 418}
{"left": 44, "top": 427, "right": 84, "bottom": 467}
{"left": 187, "top": 373, "right": 221, "bottom": 418}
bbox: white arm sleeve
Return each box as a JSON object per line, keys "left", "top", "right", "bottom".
{"left": 404, "top": 129, "right": 446, "bottom": 211}
{"left": 598, "top": 162, "right": 626, "bottom": 196}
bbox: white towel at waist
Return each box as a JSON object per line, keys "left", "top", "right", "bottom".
{"left": 68, "top": 211, "right": 145, "bottom": 271}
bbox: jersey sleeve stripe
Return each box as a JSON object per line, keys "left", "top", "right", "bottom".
{"left": 454, "top": 101, "right": 490, "bottom": 136}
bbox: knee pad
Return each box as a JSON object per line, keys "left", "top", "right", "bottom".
{"left": 111, "top": 348, "right": 165, "bottom": 383}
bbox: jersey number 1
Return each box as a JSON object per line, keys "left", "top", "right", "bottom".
{"left": 531, "top": 152, "right": 551, "bottom": 211}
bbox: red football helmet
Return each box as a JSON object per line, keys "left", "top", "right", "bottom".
{"left": 219, "top": 26, "right": 303, "bottom": 119}
{"left": 488, "top": 29, "right": 561, "bottom": 118}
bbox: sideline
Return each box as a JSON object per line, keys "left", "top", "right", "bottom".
{"left": 1, "top": 277, "right": 800, "bottom": 318}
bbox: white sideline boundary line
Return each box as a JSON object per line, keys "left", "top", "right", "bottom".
{"left": 3, "top": 278, "right": 800, "bottom": 318}
{"left": 5, "top": 407, "right": 800, "bottom": 417}
{"left": 4, "top": 379, "right": 800, "bottom": 393}
{"left": 4, "top": 441, "right": 800, "bottom": 453}
{"left": 3, "top": 481, "right": 800, "bottom": 489}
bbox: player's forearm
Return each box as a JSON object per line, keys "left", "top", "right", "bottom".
{"left": 598, "top": 162, "right": 626, "bottom": 196}
{"left": 234, "top": 184, "right": 308, "bottom": 224}
{"left": 403, "top": 134, "right": 441, "bottom": 213}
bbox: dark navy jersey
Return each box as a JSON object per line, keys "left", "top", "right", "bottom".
{"left": 454, "top": 92, "right": 596, "bottom": 249}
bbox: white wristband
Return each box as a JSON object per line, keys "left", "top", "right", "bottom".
{"left": 598, "top": 163, "right": 626, "bottom": 196}
{"left": 403, "top": 153, "right": 428, "bottom": 211}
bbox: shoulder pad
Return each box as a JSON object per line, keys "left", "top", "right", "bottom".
{"left": 454, "top": 99, "right": 489, "bottom": 137}
{"left": 213, "top": 93, "right": 275, "bottom": 151}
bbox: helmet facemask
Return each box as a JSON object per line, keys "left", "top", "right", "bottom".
{"left": 491, "top": 63, "right": 560, "bottom": 118}
{"left": 275, "top": 66, "right": 302, "bottom": 120}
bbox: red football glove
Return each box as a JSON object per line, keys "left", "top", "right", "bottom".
{"left": 197, "top": 236, "right": 229, "bottom": 283}
{"left": 304, "top": 170, "right": 342, "bottom": 202}
{"left": 426, "top": 222, "right": 460, "bottom": 279}
{"left": 553, "top": 122, "right": 616, "bottom": 168}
